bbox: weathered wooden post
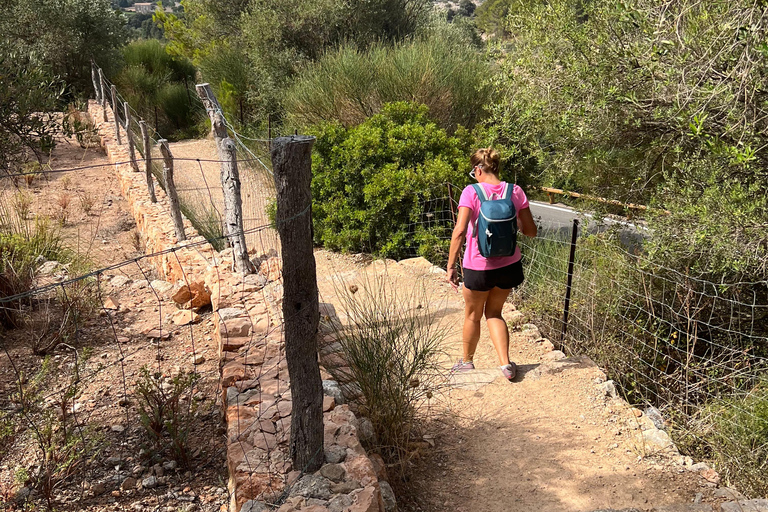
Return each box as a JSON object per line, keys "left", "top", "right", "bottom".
{"left": 110, "top": 85, "right": 122, "bottom": 145}
{"left": 124, "top": 102, "right": 139, "bottom": 172}
{"left": 90, "top": 62, "right": 101, "bottom": 103}
{"left": 221, "top": 138, "right": 254, "bottom": 274}
{"left": 271, "top": 135, "right": 322, "bottom": 472}
{"left": 195, "top": 83, "right": 227, "bottom": 141}
{"left": 158, "top": 139, "right": 186, "bottom": 242}
{"left": 98, "top": 69, "right": 108, "bottom": 123}
{"left": 195, "top": 83, "right": 235, "bottom": 250}
{"left": 140, "top": 121, "right": 157, "bottom": 203}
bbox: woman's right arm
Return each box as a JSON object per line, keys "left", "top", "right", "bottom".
{"left": 517, "top": 207, "right": 537, "bottom": 238}
{"left": 447, "top": 206, "right": 472, "bottom": 290}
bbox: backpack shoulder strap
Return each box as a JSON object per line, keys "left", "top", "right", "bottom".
{"left": 472, "top": 183, "right": 489, "bottom": 203}
{"left": 501, "top": 182, "right": 513, "bottom": 200}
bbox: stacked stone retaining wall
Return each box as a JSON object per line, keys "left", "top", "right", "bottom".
{"left": 88, "top": 101, "right": 393, "bottom": 512}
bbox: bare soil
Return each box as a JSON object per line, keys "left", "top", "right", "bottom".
{"left": 311, "top": 252, "right": 714, "bottom": 512}
{"left": 84, "top": 137, "right": 719, "bottom": 512}
{"left": 0, "top": 132, "right": 228, "bottom": 511}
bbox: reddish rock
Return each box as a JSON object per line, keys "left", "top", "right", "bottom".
{"left": 170, "top": 309, "right": 200, "bottom": 326}
{"left": 226, "top": 440, "right": 254, "bottom": 476}
{"left": 222, "top": 362, "right": 246, "bottom": 387}
{"left": 277, "top": 400, "right": 292, "bottom": 418}
{"left": 221, "top": 336, "right": 250, "bottom": 353}
{"left": 368, "top": 453, "right": 388, "bottom": 482}
{"left": 222, "top": 317, "right": 252, "bottom": 338}
{"left": 170, "top": 283, "right": 192, "bottom": 304}
{"left": 103, "top": 296, "right": 120, "bottom": 310}
{"left": 320, "top": 352, "right": 347, "bottom": 369}
{"left": 323, "top": 396, "right": 336, "bottom": 412}
{"left": 226, "top": 405, "right": 256, "bottom": 425}
{"left": 259, "top": 257, "right": 282, "bottom": 281}
{"left": 702, "top": 468, "right": 721, "bottom": 484}
{"left": 344, "top": 455, "right": 378, "bottom": 487}
{"left": 144, "top": 328, "right": 171, "bottom": 340}
{"left": 251, "top": 432, "right": 278, "bottom": 451}
{"left": 233, "top": 473, "right": 284, "bottom": 508}
{"left": 348, "top": 486, "right": 382, "bottom": 512}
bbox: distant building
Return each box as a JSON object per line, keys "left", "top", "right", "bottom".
{"left": 134, "top": 2, "right": 154, "bottom": 14}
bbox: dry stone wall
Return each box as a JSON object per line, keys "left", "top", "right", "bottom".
{"left": 88, "top": 101, "right": 393, "bottom": 512}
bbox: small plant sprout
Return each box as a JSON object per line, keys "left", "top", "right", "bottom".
{"left": 56, "top": 193, "right": 71, "bottom": 226}
{"left": 13, "top": 191, "right": 33, "bottom": 220}
{"left": 78, "top": 193, "right": 94, "bottom": 216}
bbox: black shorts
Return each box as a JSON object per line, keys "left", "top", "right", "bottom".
{"left": 463, "top": 261, "right": 524, "bottom": 291}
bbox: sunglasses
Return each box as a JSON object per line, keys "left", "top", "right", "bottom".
{"left": 469, "top": 165, "right": 482, "bottom": 180}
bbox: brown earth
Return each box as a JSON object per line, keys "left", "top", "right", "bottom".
{"left": 0, "top": 133, "right": 228, "bottom": 511}
{"left": 175, "top": 139, "right": 720, "bottom": 512}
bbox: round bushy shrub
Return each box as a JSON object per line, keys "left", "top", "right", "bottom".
{"left": 310, "top": 102, "right": 477, "bottom": 261}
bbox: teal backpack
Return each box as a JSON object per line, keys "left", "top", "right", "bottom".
{"left": 471, "top": 182, "right": 518, "bottom": 258}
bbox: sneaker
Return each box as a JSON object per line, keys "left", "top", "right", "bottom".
{"left": 451, "top": 359, "right": 475, "bottom": 372}
{"left": 500, "top": 362, "right": 517, "bottom": 382}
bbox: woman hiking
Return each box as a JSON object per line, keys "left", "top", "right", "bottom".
{"left": 446, "top": 148, "right": 538, "bottom": 381}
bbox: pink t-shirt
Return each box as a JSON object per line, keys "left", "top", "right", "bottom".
{"left": 459, "top": 182, "right": 529, "bottom": 271}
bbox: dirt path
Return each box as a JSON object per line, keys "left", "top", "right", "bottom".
{"left": 165, "top": 136, "right": 715, "bottom": 511}
{"left": 311, "top": 253, "right": 712, "bottom": 512}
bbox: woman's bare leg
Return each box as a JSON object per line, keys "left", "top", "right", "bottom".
{"left": 461, "top": 286, "right": 489, "bottom": 361}
{"left": 484, "top": 287, "right": 513, "bottom": 365}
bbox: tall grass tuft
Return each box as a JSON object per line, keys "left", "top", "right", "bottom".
{"left": 698, "top": 379, "right": 768, "bottom": 496}
{"left": 286, "top": 32, "right": 491, "bottom": 131}
{"left": 329, "top": 272, "right": 446, "bottom": 478}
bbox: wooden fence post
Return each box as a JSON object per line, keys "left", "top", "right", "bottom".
{"left": 124, "top": 102, "right": 139, "bottom": 172}
{"left": 111, "top": 85, "right": 122, "bottom": 145}
{"left": 195, "top": 83, "right": 233, "bottom": 249}
{"left": 91, "top": 62, "right": 101, "bottom": 103}
{"left": 98, "top": 69, "right": 108, "bottom": 123}
{"left": 195, "top": 83, "right": 227, "bottom": 141}
{"left": 221, "top": 138, "right": 254, "bottom": 274}
{"left": 140, "top": 121, "right": 157, "bottom": 203}
{"left": 158, "top": 139, "right": 186, "bottom": 242}
{"left": 271, "top": 135, "right": 322, "bottom": 472}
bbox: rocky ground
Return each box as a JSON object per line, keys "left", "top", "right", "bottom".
{"left": 0, "top": 134, "right": 228, "bottom": 511}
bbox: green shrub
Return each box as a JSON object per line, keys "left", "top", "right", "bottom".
{"left": 113, "top": 40, "right": 201, "bottom": 140}
{"left": 134, "top": 366, "right": 200, "bottom": 467}
{"left": 309, "top": 102, "right": 480, "bottom": 261}
{"left": 329, "top": 273, "right": 446, "bottom": 478}
{"left": 697, "top": 379, "right": 768, "bottom": 496}
{"left": 287, "top": 30, "right": 492, "bottom": 132}
{"left": 0, "top": 211, "right": 68, "bottom": 328}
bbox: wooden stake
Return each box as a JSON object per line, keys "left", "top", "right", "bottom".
{"left": 124, "top": 102, "right": 139, "bottom": 172}
{"left": 220, "top": 138, "right": 254, "bottom": 273}
{"left": 159, "top": 139, "right": 186, "bottom": 241}
{"left": 111, "top": 85, "right": 122, "bottom": 145}
{"left": 140, "top": 121, "right": 157, "bottom": 203}
{"left": 91, "top": 62, "right": 101, "bottom": 103}
{"left": 98, "top": 69, "right": 108, "bottom": 123}
{"left": 271, "top": 135, "right": 322, "bottom": 472}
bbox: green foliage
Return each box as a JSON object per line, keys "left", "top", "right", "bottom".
{"left": 310, "top": 102, "right": 479, "bottom": 260}
{"left": 134, "top": 366, "right": 200, "bottom": 467}
{"left": 114, "top": 39, "right": 203, "bottom": 140}
{"left": 0, "top": 0, "right": 126, "bottom": 96}
{"left": 492, "top": 0, "right": 768, "bottom": 280}
{"left": 329, "top": 274, "right": 446, "bottom": 478}
{"left": 286, "top": 25, "right": 491, "bottom": 131}
{"left": 700, "top": 379, "right": 768, "bottom": 496}
{"left": 0, "top": 54, "right": 64, "bottom": 175}
{"left": 157, "top": 0, "right": 432, "bottom": 127}
{"left": 10, "top": 354, "right": 102, "bottom": 509}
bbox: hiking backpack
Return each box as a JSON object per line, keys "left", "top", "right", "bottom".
{"left": 471, "top": 182, "right": 518, "bottom": 258}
